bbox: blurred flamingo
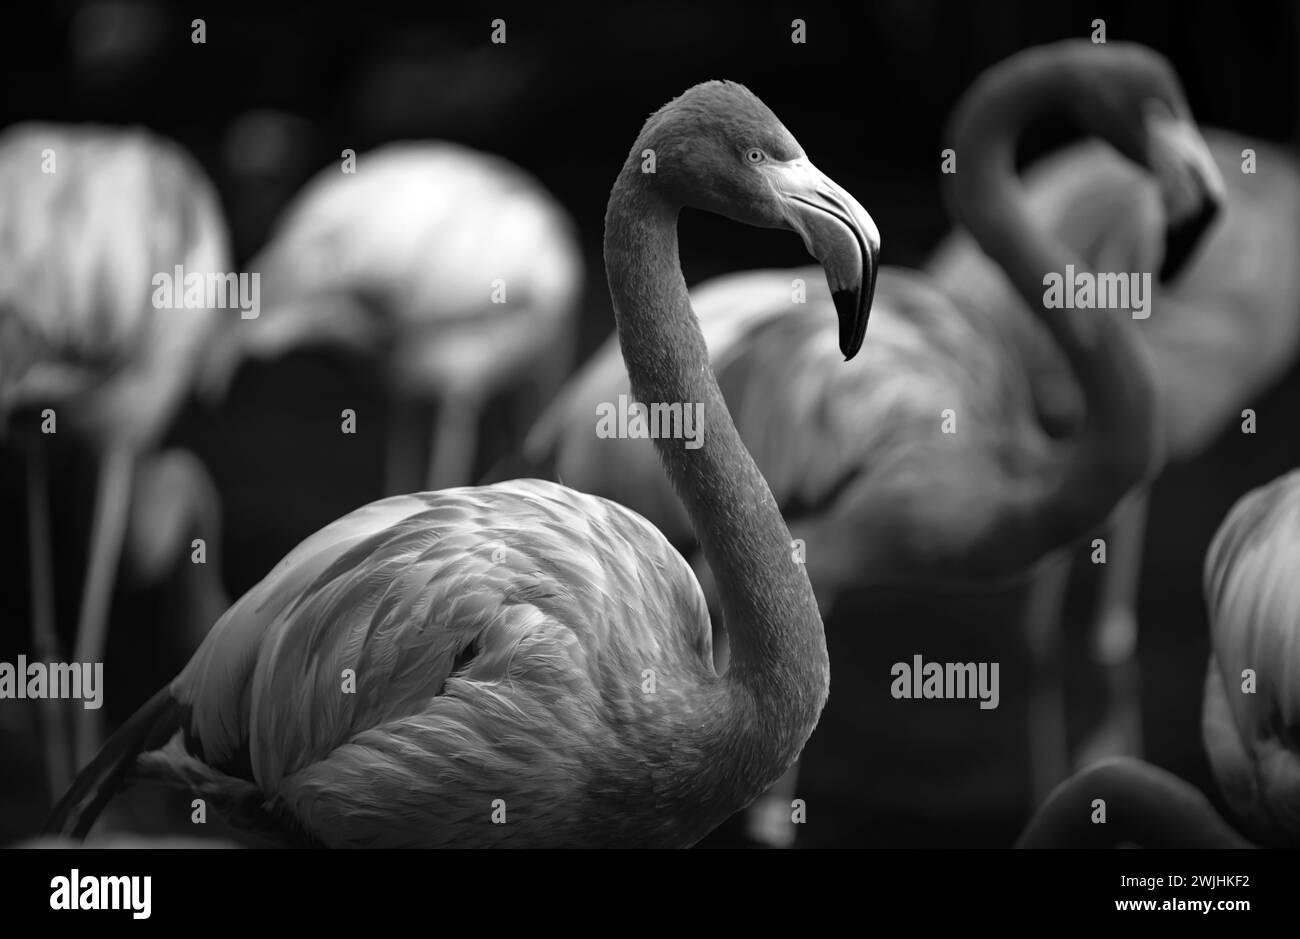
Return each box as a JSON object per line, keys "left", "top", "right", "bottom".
{"left": 928, "top": 126, "right": 1300, "bottom": 765}
{"left": 1018, "top": 469, "right": 1300, "bottom": 847}
{"left": 0, "top": 123, "right": 229, "bottom": 793}
{"left": 45, "top": 81, "right": 880, "bottom": 847}
{"left": 520, "top": 41, "right": 1221, "bottom": 843}
{"left": 202, "top": 142, "right": 583, "bottom": 495}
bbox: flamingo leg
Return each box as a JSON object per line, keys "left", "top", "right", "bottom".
{"left": 26, "top": 442, "right": 72, "bottom": 802}
{"left": 1023, "top": 553, "right": 1071, "bottom": 806}
{"left": 71, "top": 442, "right": 134, "bottom": 769}
{"left": 1075, "top": 493, "right": 1147, "bottom": 767}
{"left": 426, "top": 392, "right": 481, "bottom": 491}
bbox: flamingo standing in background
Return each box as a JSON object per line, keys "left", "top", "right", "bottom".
{"left": 1018, "top": 469, "right": 1300, "bottom": 848}
{"left": 45, "top": 80, "right": 881, "bottom": 848}
{"left": 927, "top": 123, "right": 1300, "bottom": 766}
{"left": 201, "top": 142, "right": 584, "bottom": 496}
{"left": 0, "top": 124, "right": 229, "bottom": 794}
{"left": 521, "top": 41, "right": 1223, "bottom": 845}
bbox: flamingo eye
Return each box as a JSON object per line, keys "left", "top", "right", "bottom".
{"left": 745, "top": 148, "right": 766, "bottom": 165}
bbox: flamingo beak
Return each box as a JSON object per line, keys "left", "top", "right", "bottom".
{"left": 1144, "top": 105, "right": 1225, "bottom": 283}
{"left": 771, "top": 159, "right": 880, "bottom": 359}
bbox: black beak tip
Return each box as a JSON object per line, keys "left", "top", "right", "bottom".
{"left": 833, "top": 260, "right": 878, "bottom": 361}
{"left": 832, "top": 287, "right": 868, "bottom": 360}
{"left": 1159, "top": 197, "right": 1221, "bottom": 284}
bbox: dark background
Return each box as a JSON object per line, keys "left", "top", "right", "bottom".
{"left": 1, "top": 0, "right": 1298, "bottom": 846}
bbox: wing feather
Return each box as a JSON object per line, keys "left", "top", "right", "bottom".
{"left": 173, "top": 480, "right": 712, "bottom": 802}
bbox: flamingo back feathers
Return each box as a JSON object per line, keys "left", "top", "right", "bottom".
{"left": 170, "top": 480, "right": 719, "bottom": 846}
{"left": 1203, "top": 469, "right": 1300, "bottom": 842}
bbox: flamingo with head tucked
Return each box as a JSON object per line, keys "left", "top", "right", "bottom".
{"left": 45, "top": 80, "right": 880, "bottom": 848}
{"left": 0, "top": 123, "right": 229, "bottom": 794}
{"left": 520, "top": 41, "right": 1223, "bottom": 844}
{"left": 1018, "top": 468, "right": 1300, "bottom": 848}
{"left": 202, "top": 142, "right": 584, "bottom": 495}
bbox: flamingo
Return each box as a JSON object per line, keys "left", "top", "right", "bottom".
{"left": 519, "top": 41, "right": 1222, "bottom": 844}
{"left": 0, "top": 123, "right": 229, "bottom": 794}
{"left": 44, "top": 80, "right": 881, "bottom": 848}
{"left": 1018, "top": 469, "right": 1300, "bottom": 847}
{"left": 1200, "top": 467, "right": 1300, "bottom": 844}
{"left": 927, "top": 119, "right": 1300, "bottom": 766}
{"left": 201, "top": 142, "right": 584, "bottom": 496}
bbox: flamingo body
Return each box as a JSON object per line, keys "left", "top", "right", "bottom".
{"left": 145, "top": 479, "right": 729, "bottom": 847}
{"left": 0, "top": 123, "right": 228, "bottom": 446}
{"left": 1202, "top": 469, "right": 1300, "bottom": 843}
{"left": 212, "top": 141, "right": 585, "bottom": 493}
{"left": 224, "top": 142, "right": 582, "bottom": 399}
{"left": 529, "top": 266, "right": 1056, "bottom": 590}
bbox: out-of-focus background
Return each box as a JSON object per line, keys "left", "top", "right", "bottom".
{"left": 2, "top": 0, "right": 1298, "bottom": 846}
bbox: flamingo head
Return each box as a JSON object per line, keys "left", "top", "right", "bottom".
{"left": 1058, "top": 42, "right": 1225, "bottom": 282}
{"left": 630, "top": 80, "right": 880, "bottom": 359}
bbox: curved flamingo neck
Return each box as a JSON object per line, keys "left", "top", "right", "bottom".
{"left": 948, "top": 56, "right": 1093, "bottom": 308}
{"left": 603, "top": 159, "right": 829, "bottom": 781}
{"left": 945, "top": 52, "right": 1161, "bottom": 543}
